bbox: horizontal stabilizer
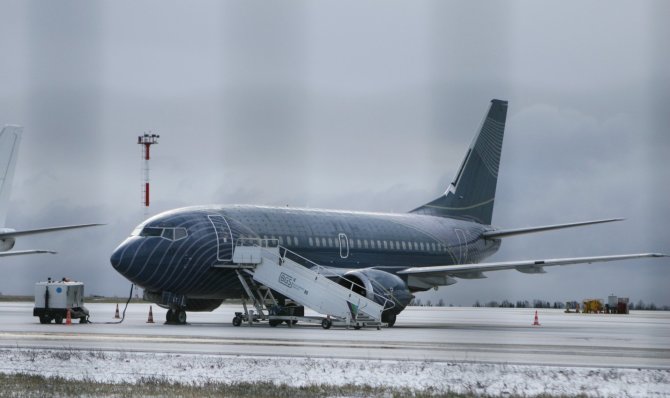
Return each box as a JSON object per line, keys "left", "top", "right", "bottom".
{"left": 482, "top": 218, "right": 624, "bottom": 239}
{"left": 0, "top": 249, "right": 56, "bottom": 257}
{"left": 0, "top": 223, "right": 104, "bottom": 239}
{"left": 398, "top": 253, "right": 667, "bottom": 284}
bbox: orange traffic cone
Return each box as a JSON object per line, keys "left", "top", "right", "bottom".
{"left": 146, "top": 306, "right": 155, "bottom": 323}
{"left": 532, "top": 310, "right": 541, "bottom": 326}
{"left": 66, "top": 308, "right": 72, "bottom": 325}
{"left": 114, "top": 303, "right": 120, "bottom": 319}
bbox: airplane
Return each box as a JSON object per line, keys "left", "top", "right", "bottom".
{"left": 109, "top": 100, "right": 666, "bottom": 326}
{"left": 0, "top": 125, "right": 102, "bottom": 257}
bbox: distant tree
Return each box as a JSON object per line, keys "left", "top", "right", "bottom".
{"left": 486, "top": 300, "right": 499, "bottom": 308}
{"left": 474, "top": 300, "right": 481, "bottom": 307}
{"left": 437, "top": 298, "right": 445, "bottom": 307}
{"left": 637, "top": 300, "right": 646, "bottom": 310}
{"left": 426, "top": 300, "right": 432, "bottom": 307}
{"left": 414, "top": 299, "right": 422, "bottom": 307}
{"left": 650, "top": 303, "right": 657, "bottom": 311}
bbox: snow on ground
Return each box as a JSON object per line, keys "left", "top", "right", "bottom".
{"left": 0, "top": 348, "right": 668, "bottom": 397}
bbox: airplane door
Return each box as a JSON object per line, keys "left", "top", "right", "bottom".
{"left": 208, "top": 215, "right": 234, "bottom": 262}
{"left": 338, "top": 233, "right": 349, "bottom": 259}
{"left": 454, "top": 228, "right": 468, "bottom": 264}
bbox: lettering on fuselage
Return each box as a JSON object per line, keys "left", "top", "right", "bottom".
{"left": 278, "top": 272, "right": 308, "bottom": 296}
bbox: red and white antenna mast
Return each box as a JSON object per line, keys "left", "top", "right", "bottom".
{"left": 138, "top": 133, "right": 159, "bottom": 214}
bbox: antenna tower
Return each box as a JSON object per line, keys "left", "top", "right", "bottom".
{"left": 138, "top": 133, "right": 159, "bottom": 214}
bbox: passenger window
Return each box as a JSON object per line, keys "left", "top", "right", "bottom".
{"left": 357, "top": 239, "right": 361, "bottom": 248}
{"left": 308, "top": 237, "right": 313, "bottom": 246}
{"left": 383, "top": 241, "right": 388, "bottom": 249}
{"left": 294, "top": 237, "right": 299, "bottom": 246}
{"left": 377, "top": 240, "right": 381, "bottom": 249}
{"left": 364, "top": 240, "right": 369, "bottom": 249}
{"left": 413, "top": 242, "right": 418, "bottom": 250}
{"left": 315, "top": 238, "right": 320, "bottom": 247}
{"left": 328, "top": 238, "right": 333, "bottom": 247}
{"left": 279, "top": 236, "right": 284, "bottom": 245}
{"left": 402, "top": 242, "right": 406, "bottom": 250}
{"left": 420, "top": 242, "right": 425, "bottom": 251}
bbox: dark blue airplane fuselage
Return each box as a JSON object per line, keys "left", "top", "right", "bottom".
{"left": 110, "top": 205, "right": 500, "bottom": 299}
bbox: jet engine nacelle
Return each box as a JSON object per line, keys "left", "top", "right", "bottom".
{"left": 338, "top": 269, "right": 413, "bottom": 316}
{"left": 0, "top": 229, "right": 16, "bottom": 251}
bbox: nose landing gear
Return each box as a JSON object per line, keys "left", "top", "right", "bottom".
{"left": 165, "top": 308, "right": 187, "bottom": 325}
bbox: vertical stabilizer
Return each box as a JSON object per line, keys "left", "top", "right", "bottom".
{"left": 410, "top": 100, "right": 507, "bottom": 225}
{"left": 0, "top": 125, "right": 22, "bottom": 227}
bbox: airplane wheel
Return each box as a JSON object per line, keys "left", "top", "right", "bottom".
{"left": 39, "top": 315, "right": 51, "bottom": 324}
{"left": 269, "top": 319, "right": 281, "bottom": 327}
{"left": 176, "top": 310, "right": 187, "bottom": 325}
{"left": 166, "top": 310, "right": 175, "bottom": 323}
{"left": 354, "top": 324, "right": 362, "bottom": 330}
{"left": 54, "top": 315, "right": 63, "bottom": 324}
{"left": 321, "top": 319, "right": 332, "bottom": 329}
{"left": 232, "top": 316, "right": 242, "bottom": 327}
{"left": 385, "top": 313, "right": 396, "bottom": 328}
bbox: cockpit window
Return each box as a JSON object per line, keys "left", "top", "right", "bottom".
{"left": 141, "top": 227, "right": 163, "bottom": 237}
{"left": 139, "top": 226, "right": 188, "bottom": 241}
{"left": 161, "top": 229, "right": 174, "bottom": 240}
{"left": 174, "top": 228, "right": 187, "bottom": 240}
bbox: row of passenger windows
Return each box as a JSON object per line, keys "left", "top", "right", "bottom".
{"left": 248, "top": 234, "right": 446, "bottom": 253}
{"left": 318, "top": 237, "right": 446, "bottom": 252}
{"left": 140, "top": 227, "right": 188, "bottom": 241}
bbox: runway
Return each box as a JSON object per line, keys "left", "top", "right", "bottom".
{"left": 0, "top": 302, "right": 668, "bottom": 369}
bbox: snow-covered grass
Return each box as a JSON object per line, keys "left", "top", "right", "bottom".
{"left": 0, "top": 348, "right": 668, "bottom": 397}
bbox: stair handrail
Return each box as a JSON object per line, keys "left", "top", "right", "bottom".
{"left": 235, "top": 237, "right": 395, "bottom": 314}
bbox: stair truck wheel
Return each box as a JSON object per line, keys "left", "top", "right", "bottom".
{"left": 232, "top": 316, "right": 242, "bottom": 327}
{"left": 39, "top": 315, "right": 50, "bottom": 324}
{"left": 321, "top": 318, "right": 332, "bottom": 329}
{"left": 54, "top": 315, "right": 63, "bottom": 324}
{"left": 269, "top": 319, "right": 281, "bottom": 327}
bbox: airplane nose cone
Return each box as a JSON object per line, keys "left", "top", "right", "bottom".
{"left": 110, "top": 246, "right": 122, "bottom": 269}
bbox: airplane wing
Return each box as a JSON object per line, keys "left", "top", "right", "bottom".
{"left": 0, "top": 250, "right": 56, "bottom": 257}
{"left": 0, "top": 223, "right": 103, "bottom": 239}
{"left": 397, "top": 253, "right": 667, "bottom": 288}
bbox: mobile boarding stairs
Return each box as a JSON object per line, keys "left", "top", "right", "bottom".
{"left": 219, "top": 239, "right": 394, "bottom": 330}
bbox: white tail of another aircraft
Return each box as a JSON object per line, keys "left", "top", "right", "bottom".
{"left": 0, "top": 124, "right": 102, "bottom": 257}
{"left": 0, "top": 125, "right": 22, "bottom": 227}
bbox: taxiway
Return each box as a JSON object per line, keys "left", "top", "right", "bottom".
{"left": 0, "top": 302, "right": 668, "bottom": 369}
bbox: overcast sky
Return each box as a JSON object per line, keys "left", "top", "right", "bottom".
{"left": 0, "top": 1, "right": 668, "bottom": 306}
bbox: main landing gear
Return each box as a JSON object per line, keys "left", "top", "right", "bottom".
{"left": 165, "top": 308, "right": 187, "bottom": 325}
